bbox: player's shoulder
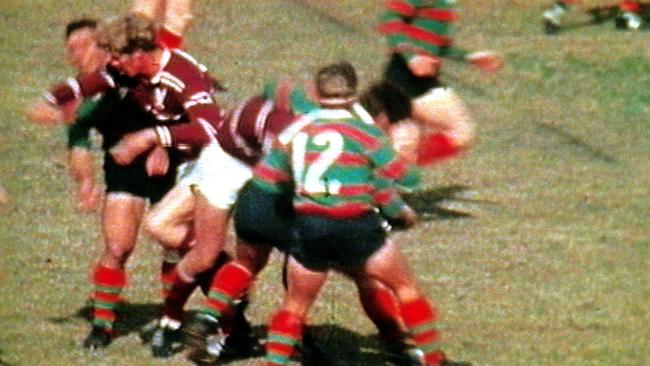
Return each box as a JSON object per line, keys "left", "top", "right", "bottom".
{"left": 159, "top": 49, "right": 211, "bottom": 91}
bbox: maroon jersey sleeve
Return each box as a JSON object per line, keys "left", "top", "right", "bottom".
{"left": 153, "top": 51, "right": 225, "bottom": 149}
{"left": 44, "top": 70, "right": 116, "bottom": 106}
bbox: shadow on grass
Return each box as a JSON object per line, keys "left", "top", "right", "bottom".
{"left": 403, "top": 185, "right": 478, "bottom": 221}
{"left": 47, "top": 301, "right": 163, "bottom": 341}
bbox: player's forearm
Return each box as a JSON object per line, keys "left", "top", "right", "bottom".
{"left": 68, "top": 148, "right": 95, "bottom": 183}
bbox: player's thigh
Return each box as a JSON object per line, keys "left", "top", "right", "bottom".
{"left": 412, "top": 87, "right": 474, "bottom": 147}
{"left": 102, "top": 192, "right": 146, "bottom": 249}
{"left": 283, "top": 256, "right": 328, "bottom": 318}
{"left": 145, "top": 182, "right": 195, "bottom": 235}
{"left": 361, "top": 239, "right": 421, "bottom": 301}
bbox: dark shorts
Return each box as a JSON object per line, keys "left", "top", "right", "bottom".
{"left": 292, "top": 212, "right": 387, "bottom": 271}
{"left": 103, "top": 151, "right": 179, "bottom": 204}
{"left": 384, "top": 53, "right": 444, "bottom": 99}
{"left": 233, "top": 183, "right": 298, "bottom": 253}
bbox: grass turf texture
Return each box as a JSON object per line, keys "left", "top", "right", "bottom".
{"left": 0, "top": 0, "right": 649, "bottom": 365}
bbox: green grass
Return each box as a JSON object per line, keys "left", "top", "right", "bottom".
{"left": 1, "top": 1, "right": 649, "bottom": 365}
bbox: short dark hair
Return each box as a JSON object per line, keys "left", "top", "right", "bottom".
{"left": 360, "top": 81, "right": 412, "bottom": 123}
{"left": 315, "top": 61, "right": 358, "bottom": 99}
{"left": 65, "top": 18, "right": 97, "bottom": 39}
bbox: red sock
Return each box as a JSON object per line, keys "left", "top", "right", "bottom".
{"left": 358, "top": 284, "right": 405, "bottom": 342}
{"left": 620, "top": 0, "right": 640, "bottom": 13}
{"left": 265, "top": 310, "right": 303, "bottom": 366}
{"left": 91, "top": 264, "right": 126, "bottom": 331}
{"left": 160, "top": 260, "right": 177, "bottom": 299}
{"left": 163, "top": 267, "right": 198, "bottom": 322}
{"left": 200, "top": 263, "right": 253, "bottom": 319}
{"left": 416, "top": 133, "right": 461, "bottom": 166}
{"left": 400, "top": 297, "right": 444, "bottom": 366}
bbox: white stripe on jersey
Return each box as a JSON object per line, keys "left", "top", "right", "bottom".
{"left": 197, "top": 118, "right": 218, "bottom": 142}
{"left": 278, "top": 113, "right": 316, "bottom": 145}
{"left": 98, "top": 70, "right": 116, "bottom": 89}
{"left": 174, "top": 49, "right": 208, "bottom": 73}
{"left": 43, "top": 92, "right": 57, "bottom": 105}
{"left": 254, "top": 100, "right": 274, "bottom": 141}
{"left": 228, "top": 102, "right": 255, "bottom": 157}
{"left": 156, "top": 126, "right": 173, "bottom": 147}
{"left": 183, "top": 91, "right": 214, "bottom": 109}
{"left": 160, "top": 72, "right": 185, "bottom": 93}
{"left": 66, "top": 78, "right": 82, "bottom": 100}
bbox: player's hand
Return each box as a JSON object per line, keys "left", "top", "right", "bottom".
{"left": 75, "top": 177, "right": 103, "bottom": 212}
{"left": 388, "top": 205, "right": 418, "bottom": 230}
{"left": 25, "top": 100, "right": 65, "bottom": 126}
{"left": 146, "top": 145, "right": 170, "bottom": 176}
{"left": 465, "top": 50, "right": 503, "bottom": 74}
{"left": 408, "top": 55, "right": 442, "bottom": 77}
{"left": 110, "top": 128, "right": 158, "bottom": 165}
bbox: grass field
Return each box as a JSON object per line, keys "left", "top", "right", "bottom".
{"left": 1, "top": 1, "right": 649, "bottom": 365}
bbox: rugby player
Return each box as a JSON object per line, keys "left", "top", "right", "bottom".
{"left": 378, "top": 0, "right": 502, "bottom": 167}
{"left": 542, "top": 0, "right": 643, "bottom": 33}
{"left": 111, "top": 74, "right": 428, "bottom": 361}
{"left": 249, "top": 61, "right": 453, "bottom": 366}
{"left": 27, "top": 14, "right": 227, "bottom": 350}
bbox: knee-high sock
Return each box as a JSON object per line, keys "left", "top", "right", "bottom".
{"left": 400, "top": 297, "right": 445, "bottom": 366}
{"left": 160, "top": 259, "right": 177, "bottom": 299}
{"left": 200, "top": 262, "right": 253, "bottom": 319}
{"left": 265, "top": 310, "right": 303, "bottom": 366}
{"left": 162, "top": 266, "right": 197, "bottom": 322}
{"left": 91, "top": 264, "right": 126, "bottom": 332}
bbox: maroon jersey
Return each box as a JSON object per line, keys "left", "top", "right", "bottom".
{"left": 157, "top": 95, "right": 298, "bottom": 166}
{"left": 45, "top": 49, "right": 224, "bottom": 152}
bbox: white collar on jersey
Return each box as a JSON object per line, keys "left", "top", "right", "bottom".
{"left": 278, "top": 108, "right": 361, "bottom": 145}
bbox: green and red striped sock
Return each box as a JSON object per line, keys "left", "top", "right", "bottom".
{"left": 400, "top": 297, "right": 446, "bottom": 366}
{"left": 199, "top": 262, "right": 253, "bottom": 319}
{"left": 265, "top": 310, "right": 303, "bottom": 366}
{"left": 91, "top": 264, "right": 126, "bottom": 332}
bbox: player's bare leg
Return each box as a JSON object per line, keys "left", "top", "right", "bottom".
{"left": 356, "top": 240, "right": 447, "bottom": 366}
{"left": 144, "top": 183, "right": 194, "bottom": 249}
{"left": 263, "top": 256, "right": 328, "bottom": 366}
{"left": 84, "top": 193, "right": 146, "bottom": 349}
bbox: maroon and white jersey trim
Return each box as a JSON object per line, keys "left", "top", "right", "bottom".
{"left": 228, "top": 101, "right": 256, "bottom": 157}
{"left": 156, "top": 126, "right": 174, "bottom": 147}
{"left": 254, "top": 99, "right": 274, "bottom": 142}
{"left": 184, "top": 91, "right": 214, "bottom": 109}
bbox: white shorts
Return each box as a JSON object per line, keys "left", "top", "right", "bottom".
{"left": 177, "top": 141, "right": 253, "bottom": 209}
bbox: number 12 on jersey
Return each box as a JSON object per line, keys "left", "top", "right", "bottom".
{"left": 291, "top": 131, "right": 343, "bottom": 196}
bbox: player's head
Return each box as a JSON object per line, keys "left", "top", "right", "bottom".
{"left": 97, "top": 13, "right": 159, "bottom": 77}
{"left": 65, "top": 18, "right": 107, "bottom": 74}
{"left": 360, "top": 81, "right": 412, "bottom": 130}
{"left": 315, "top": 61, "right": 358, "bottom": 107}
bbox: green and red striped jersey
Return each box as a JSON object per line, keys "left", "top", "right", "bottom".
{"left": 252, "top": 107, "right": 420, "bottom": 219}
{"left": 378, "top": 0, "right": 457, "bottom": 61}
